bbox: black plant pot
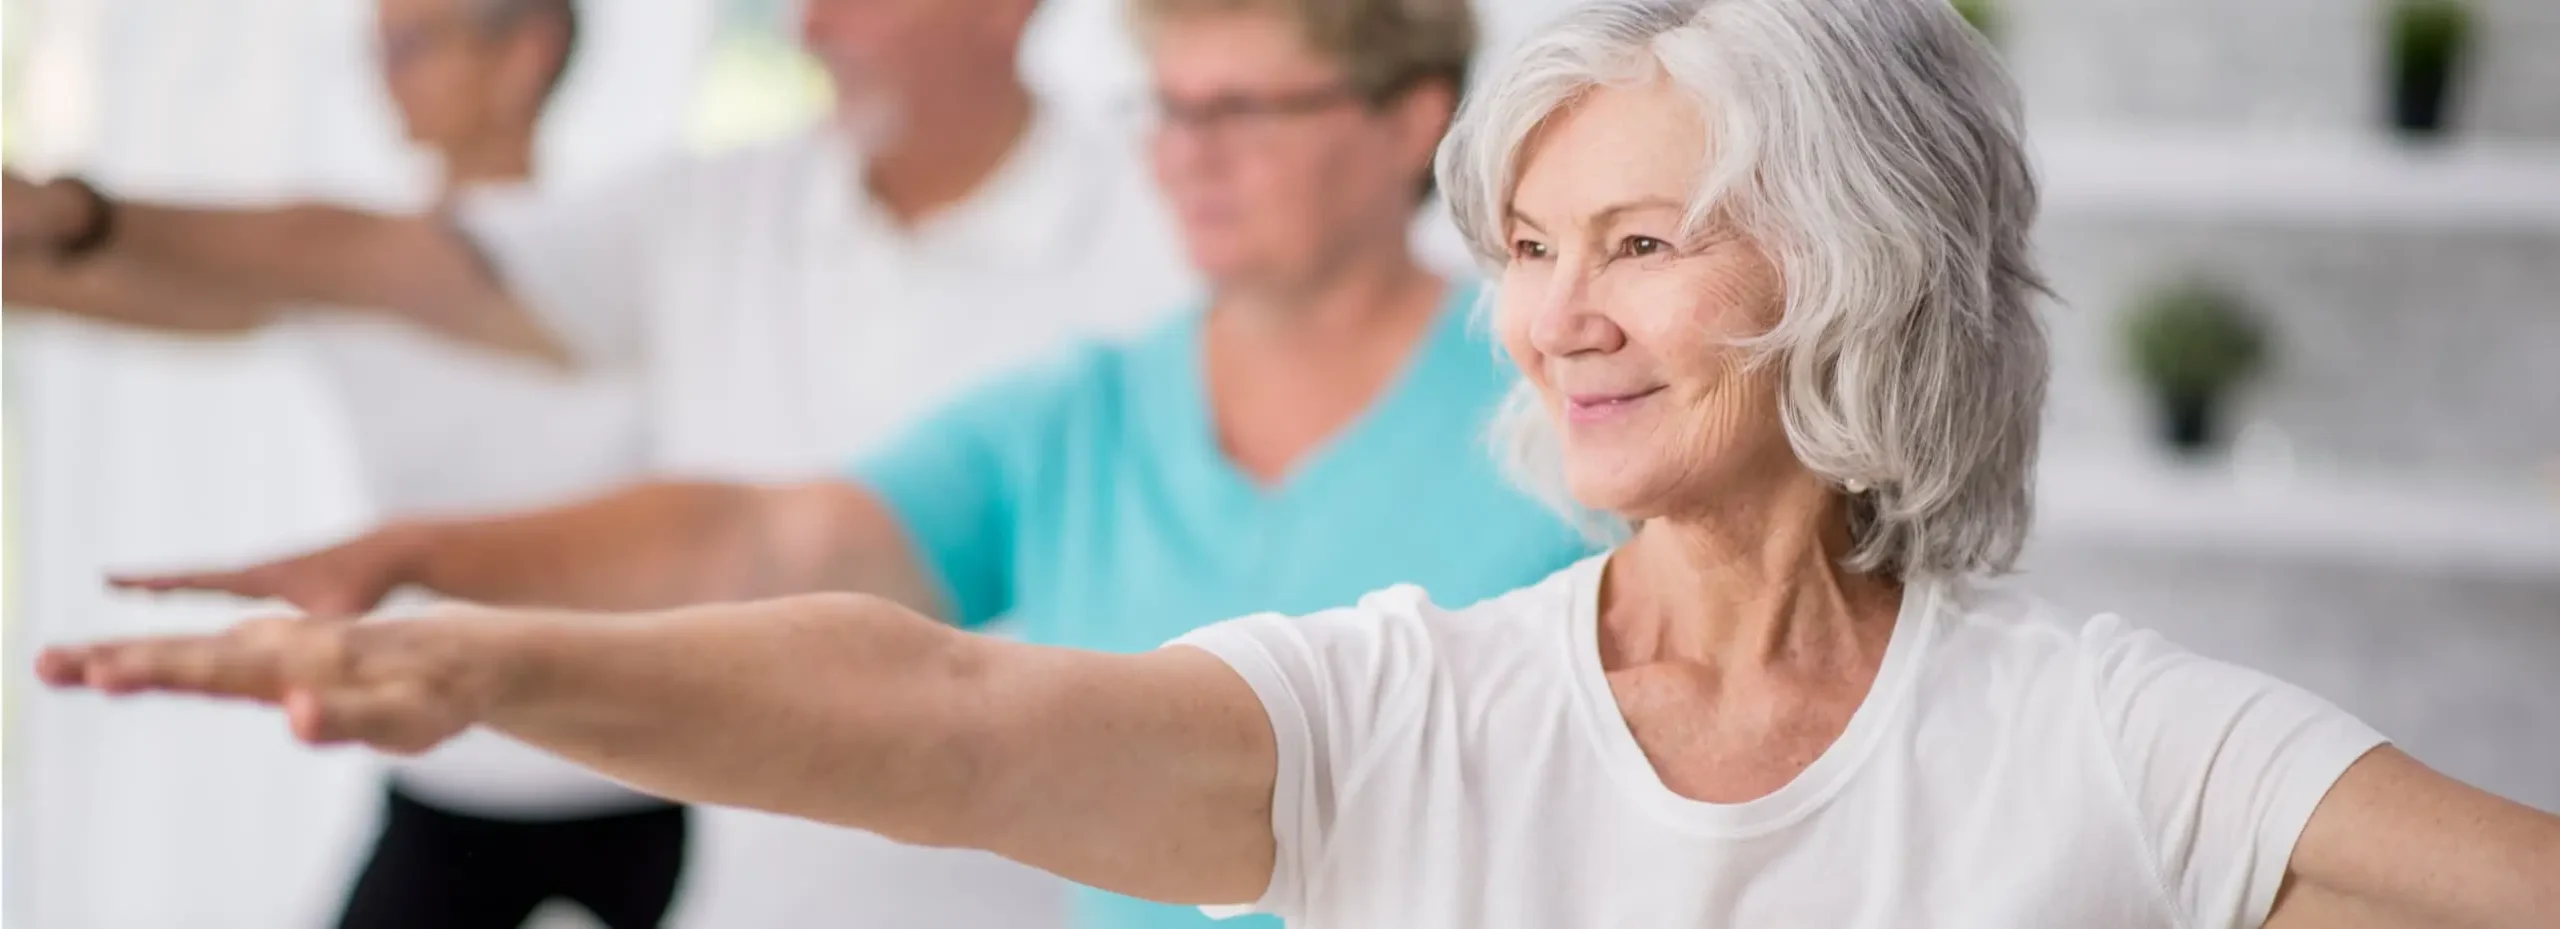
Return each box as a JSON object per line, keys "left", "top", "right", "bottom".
{"left": 2156, "top": 393, "right": 2219, "bottom": 454}
{"left": 2392, "top": 61, "right": 2456, "bottom": 137}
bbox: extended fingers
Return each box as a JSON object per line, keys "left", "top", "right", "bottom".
{"left": 42, "top": 616, "right": 474, "bottom": 756}
{"left": 78, "top": 633, "right": 290, "bottom": 699}
{"left": 110, "top": 568, "right": 271, "bottom": 598}
{"left": 34, "top": 644, "right": 94, "bottom": 687}
{"left": 112, "top": 564, "right": 383, "bottom": 619}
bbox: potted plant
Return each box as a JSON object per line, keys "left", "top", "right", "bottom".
{"left": 2388, "top": 0, "right": 2473, "bottom": 137}
{"left": 1951, "top": 0, "right": 2000, "bottom": 45}
{"left": 2121, "top": 279, "right": 2271, "bottom": 454}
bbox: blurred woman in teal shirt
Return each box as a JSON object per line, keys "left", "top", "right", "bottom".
{"left": 106, "top": 1, "right": 1587, "bottom": 927}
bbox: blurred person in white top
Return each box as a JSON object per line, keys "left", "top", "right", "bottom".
{"left": 7, "top": 3, "right": 678, "bottom": 927}
{"left": 1, "top": 0, "right": 1191, "bottom": 926}
{"left": 37, "top": 1, "right": 2560, "bottom": 928}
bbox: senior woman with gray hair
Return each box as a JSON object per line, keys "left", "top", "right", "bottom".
{"left": 39, "top": 0, "right": 2558, "bottom": 925}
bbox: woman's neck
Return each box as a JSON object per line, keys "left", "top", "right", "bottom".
{"left": 1196, "top": 240, "right": 1445, "bottom": 484}
{"left": 1212, "top": 240, "right": 1441, "bottom": 348}
{"left": 1603, "top": 469, "right": 1901, "bottom": 673}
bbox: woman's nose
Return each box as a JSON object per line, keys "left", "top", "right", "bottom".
{"left": 1525, "top": 272, "right": 1625, "bottom": 358}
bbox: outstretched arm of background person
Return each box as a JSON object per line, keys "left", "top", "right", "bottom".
{"left": 5, "top": 251, "right": 288, "bottom": 334}
{"left": 34, "top": 594, "right": 1282, "bottom": 906}
{"left": 2, "top": 172, "right": 566, "bottom": 363}
{"left": 111, "top": 479, "right": 949, "bottom": 620}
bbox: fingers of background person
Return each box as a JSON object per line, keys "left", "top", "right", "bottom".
{"left": 289, "top": 583, "right": 388, "bottom": 621}
{"left": 114, "top": 563, "right": 385, "bottom": 620}
{"left": 1, "top": 174, "right": 56, "bottom": 247}
{"left": 109, "top": 568, "right": 273, "bottom": 597}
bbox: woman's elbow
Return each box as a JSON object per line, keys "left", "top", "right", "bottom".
{"left": 771, "top": 592, "right": 1013, "bottom": 847}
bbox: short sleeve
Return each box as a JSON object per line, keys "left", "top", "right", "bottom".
{"left": 2082, "top": 615, "right": 2388, "bottom": 929}
{"left": 448, "top": 173, "right": 663, "bottom": 371}
{"left": 846, "top": 347, "right": 1105, "bottom": 628}
{"left": 1168, "top": 586, "right": 1442, "bottom": 921}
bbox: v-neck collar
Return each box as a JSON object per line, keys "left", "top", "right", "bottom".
{"left": 807, "top": 107, "right": 1098, "bottom": 270}
{"left": 1177, "top": 281, "right": 1477, "bottom": 503}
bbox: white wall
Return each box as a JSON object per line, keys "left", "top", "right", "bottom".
{"left": 4, "top": 3, "right": 711, "bottom": 927}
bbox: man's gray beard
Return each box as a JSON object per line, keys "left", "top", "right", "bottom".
{"left": 833, "top": 86, "right": 907, "bottom": 158}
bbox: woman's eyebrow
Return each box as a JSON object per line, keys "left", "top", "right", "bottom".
{"left": 1511, "top": 196, "right": 1687, "bottom": 233}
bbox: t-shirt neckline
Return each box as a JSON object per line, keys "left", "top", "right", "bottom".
{"left": 815, "top": 109, "right": 1096, "bottom": 267}
{"left": 1564, "top": 551, "right": 1941, "bottom": 837}
{"left": 1175, "top": 280, "right": 1478, "bottom": 502}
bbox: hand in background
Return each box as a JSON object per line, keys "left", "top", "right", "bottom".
{"left": 112, "top": 526, "right": 427, "bottom": 619}
{"left": 4, "top": 171, "right": 89, "bottom": 253}
{"left": 35, "top": 611, "right": 509, "bottom": 755}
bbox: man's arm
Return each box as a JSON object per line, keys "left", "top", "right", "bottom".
{"left": 3, "top": 173, "right": 565, "bottom": 362}
{"left": 35, "top": 594, "right": 1281, "bottom": 905}
{"left": 116, "top": 479, "right": 949, "bottom": 619}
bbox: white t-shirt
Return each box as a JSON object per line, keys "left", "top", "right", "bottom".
{"left": 1176, "top": 553, "right": 2387, "bottom": 929}
{"left": 457, "top": 114, "right": 1195, "bottom": 481}
{"left": 299, "top": 183, "right": 660, "bottom": 822}
{"left": 451, "top": 113, "right": 1193, "bottom": 929}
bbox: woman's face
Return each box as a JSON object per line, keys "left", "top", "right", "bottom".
{"left": 1146, "top": 12, "right": 1446, "bottom": 288}
{"left": 1497, "top": 80, "right": 1794, "bottom": 520}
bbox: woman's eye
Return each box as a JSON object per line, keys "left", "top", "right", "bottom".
{"left": 1618, "top": 236, "right": 1670, "bottom": 258}
{"left": 1510, "top": 239, "right": 1550, "bottom": 261}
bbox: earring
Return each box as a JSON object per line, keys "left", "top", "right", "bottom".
{"left": 1844, "top": 478, "right": 1871, "bottom": 493}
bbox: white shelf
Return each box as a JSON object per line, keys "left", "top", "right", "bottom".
{"left": 2033, "top": 128, "right": 2560, "bottom": 232}
{"left": 2032, "top": 454, "right": 2560, "bottom": 578}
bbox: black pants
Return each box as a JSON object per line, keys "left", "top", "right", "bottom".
{"left": 337, "top": 785, "right": 689, "bottom": 929}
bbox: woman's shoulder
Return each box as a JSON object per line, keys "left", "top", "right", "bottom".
{"left": 1931, "top": 579, "right": 2206, "bottom": 667}
{"left": 1370, "top": 552, "right": 1595, "bottom": 638}
{"left": 1920, "top": 578, "right": 2348, "bottom": 728}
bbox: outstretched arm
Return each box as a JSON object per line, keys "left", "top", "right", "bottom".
{"left": 4, "top": 252, "right": 284, "bottom": 334}
{"left": 114, "top": 479, "right": 944, "bottom": 618}
{"left": 3, "top": 173, "right": 564, "bottom": 362}
{"left": 2269, "top": 748, "right": 2560, "bottom": 929}
{"left": 35, "top": 593, "right": 1280, "bottom": 905}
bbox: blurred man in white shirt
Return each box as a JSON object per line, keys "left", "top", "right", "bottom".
{"left": 0, "top": 0, "right": 1192, "bottom": 926}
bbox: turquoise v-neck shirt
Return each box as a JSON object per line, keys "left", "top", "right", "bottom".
{"left": 849, "top": 282, "right": 1594, "bottom": 929}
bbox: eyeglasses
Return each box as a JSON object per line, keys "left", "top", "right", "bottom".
{"left": 1130, "top": 85, "right": 1368, "bottom": 145}
{"left": 377, "top": 15, "right": 478, "bottom": 71}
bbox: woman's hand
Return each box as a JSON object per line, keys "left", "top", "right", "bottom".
{"left": 110, "top": 526, "right": 429, "bottom": 619}
{"left": 36, "top": 593, "right": 1282, "bottom": 906}
{"left": 36, "top": 610, "right": 511, "bottom": 754}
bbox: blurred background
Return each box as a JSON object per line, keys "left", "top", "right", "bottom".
{"left": 2, "top": 0, "right": 2556, "bottom": 927}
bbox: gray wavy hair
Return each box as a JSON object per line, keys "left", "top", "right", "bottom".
{"left": 1437, "top": 0, "right": 2049, "bottom": 580}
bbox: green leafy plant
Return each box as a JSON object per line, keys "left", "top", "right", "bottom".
{"left": 1950, "top": 0, "right": 2000, "bottom": 43}
{"left": 2121, "top": 279, "right": 2271, "bottom": 450}
{"left": 2393, "top": 0, "right": 2472, "bottom": 75}
{"left": 2388, "top": 0, "right": 2473, "bottom": 135}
